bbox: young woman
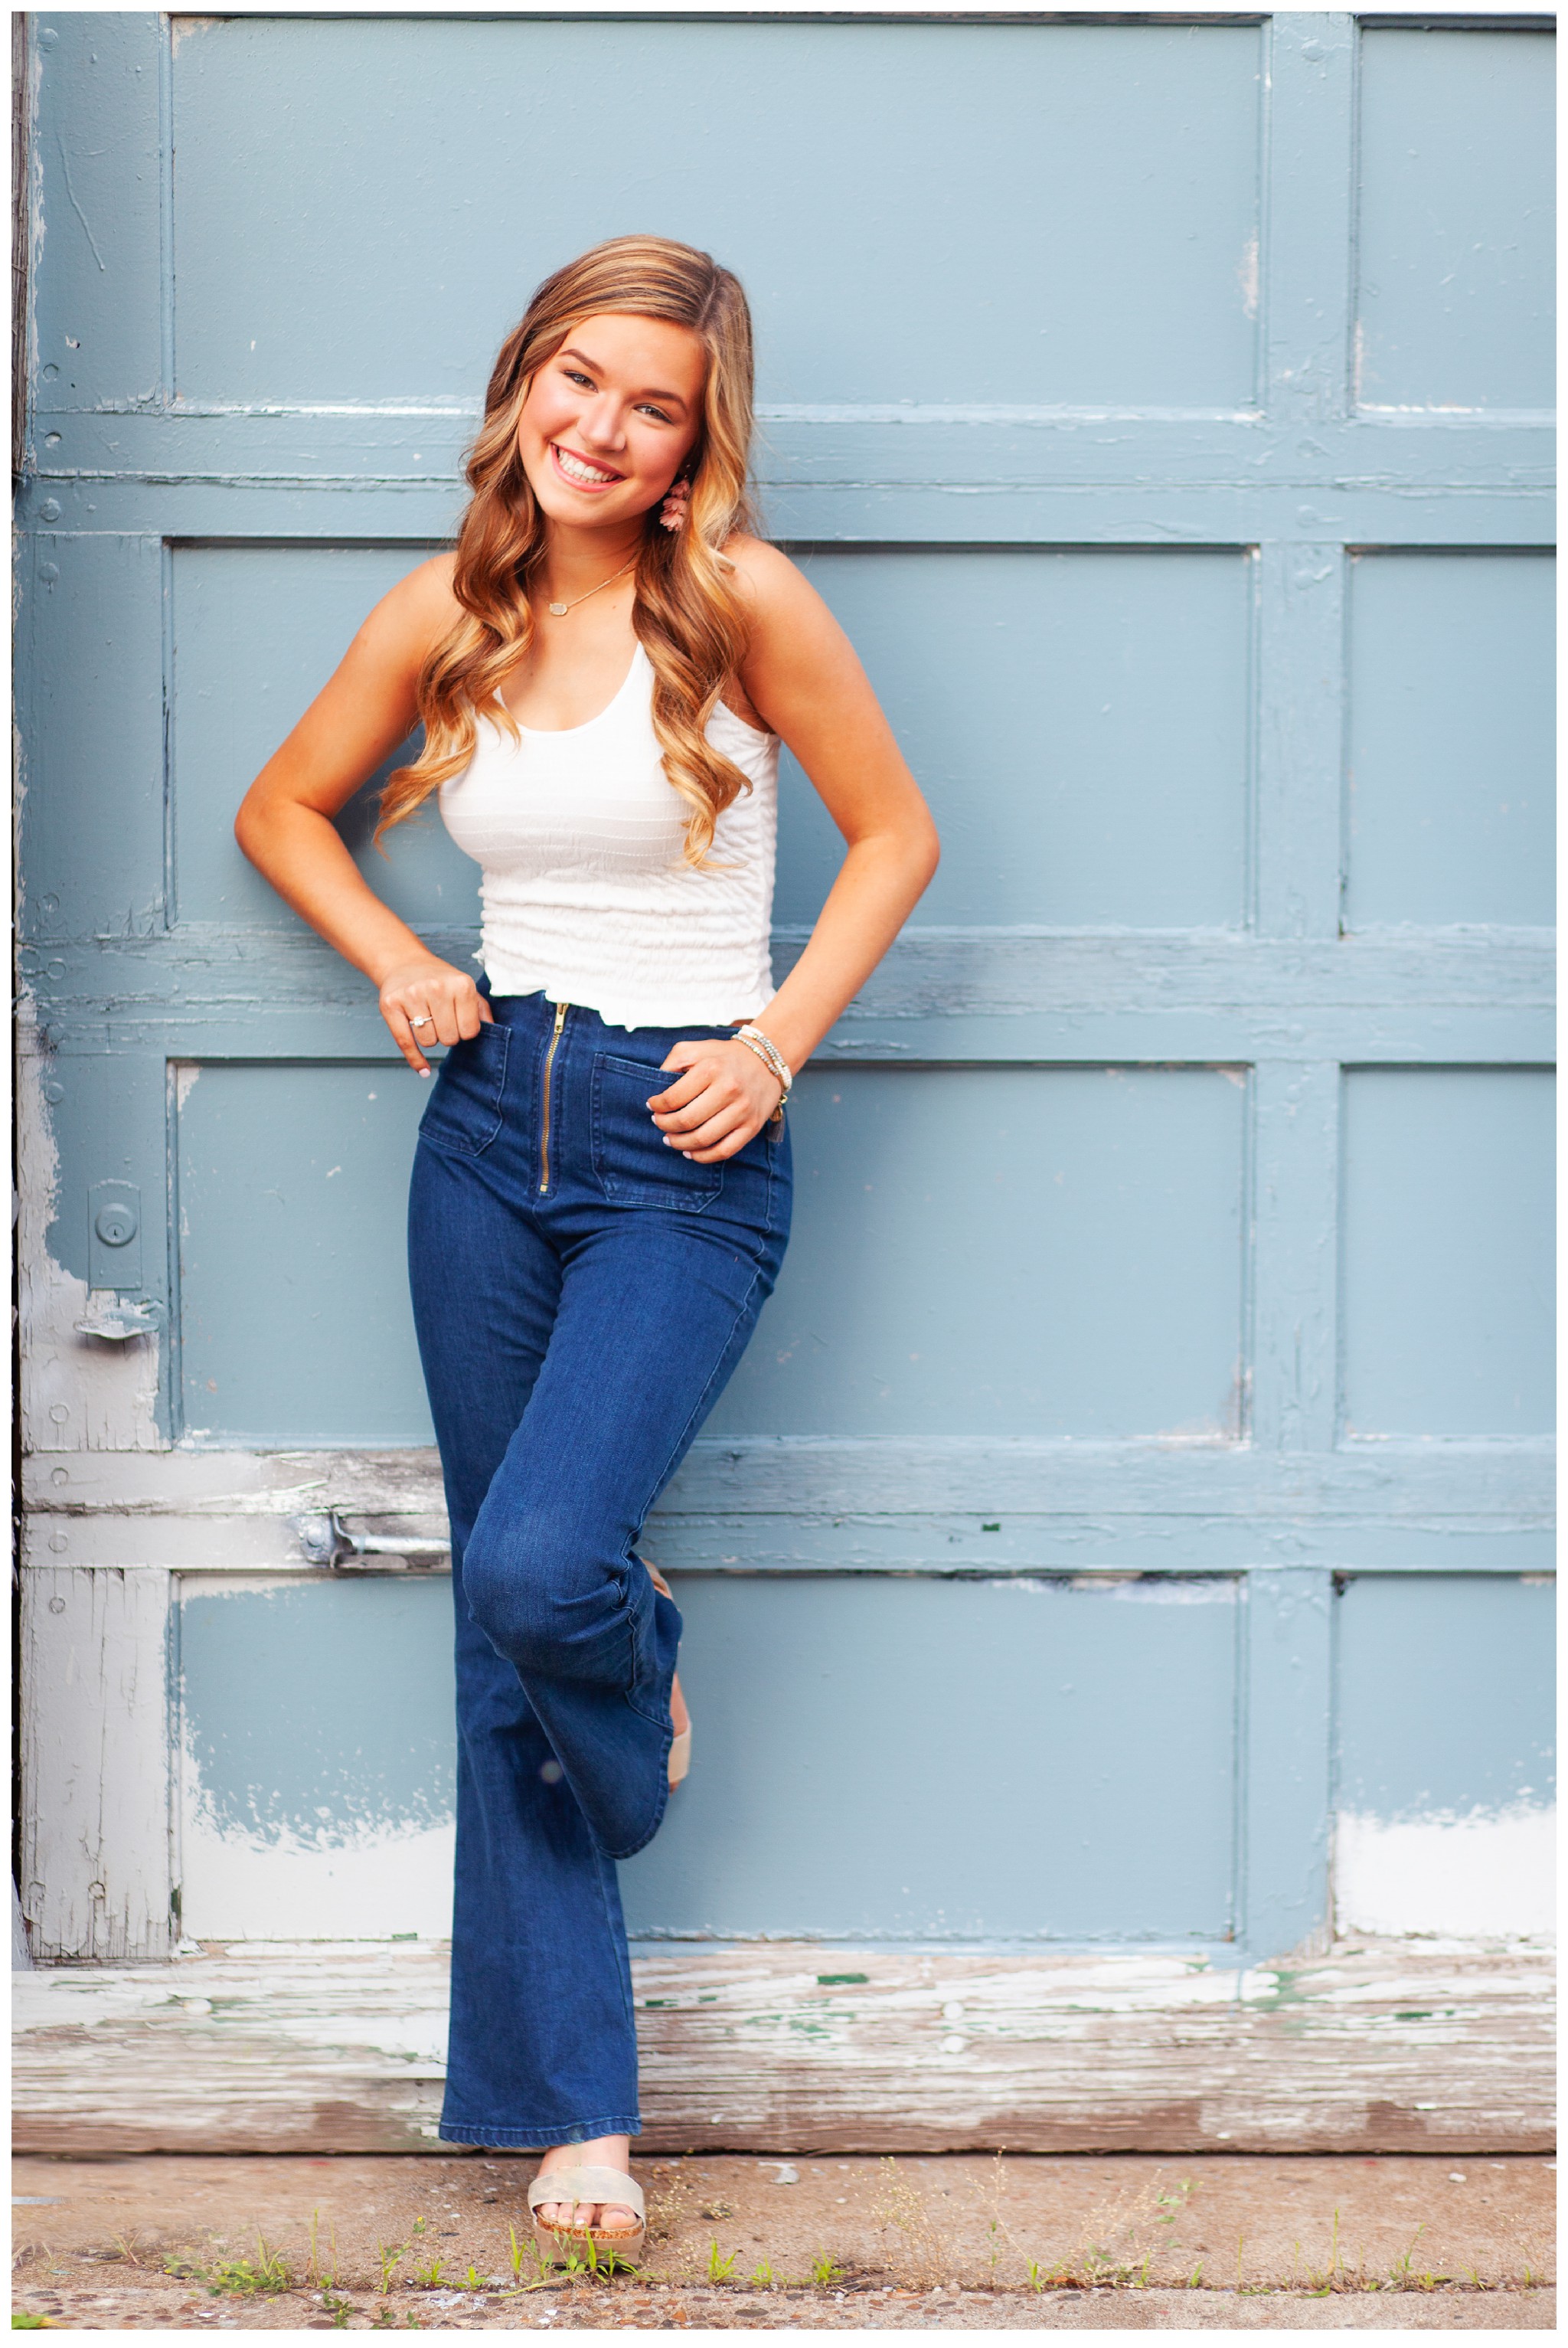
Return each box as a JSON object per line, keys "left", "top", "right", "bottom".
{"left": 235, "top": 235, "right": 938, "bottom": 2260}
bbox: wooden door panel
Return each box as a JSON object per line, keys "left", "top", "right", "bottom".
{"left": 168, "top": 17, "right": 1263, "bottom": 410}
{"left": 710, "top": 1066, "right": 1245, "bottom": 1442}
{"left": 1344, "top": 552, "right": 1555, "bottom": 929}
{"left": 173, "top": 1572, "right": 1240, "bottom": 1946}
{"left": 776, "top": 551, "right": 1253, "bottom": 930}
{"left": 177, "top": 1575, "right": 454, "bottom": 1941}
{"left": 1334, "top": 1574, "right": 1555, "bottom": 1941}
{"left": 175, "top": 1061, "right": 431, "bottom": 1444}
{"left": 622, "top": 1575, "right": 1239, "bottom": 1941}
{"left": 171, "top": 541, "right": 473, "bottom": 933}
{"left": 1354, "top": 29, "right": 1555, "bottom": 412}
{"left": 1339, "top": 1068, "right": 1555, "bottom": 1438}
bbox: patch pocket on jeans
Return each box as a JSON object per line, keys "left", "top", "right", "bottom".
{"left": 417, "top": 1022, "right": 511, "bottom": 1157}
{"left": 591, "top": 1053, "right": 724, "bottom": 1208}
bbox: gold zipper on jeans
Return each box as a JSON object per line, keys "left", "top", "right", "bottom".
{"left": 538, "top": 1000, "right": 568, "bottom": 1193}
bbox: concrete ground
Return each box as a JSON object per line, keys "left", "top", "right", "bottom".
{"left": 10, "top": 2151, "right": 1557, "bottom": 2331}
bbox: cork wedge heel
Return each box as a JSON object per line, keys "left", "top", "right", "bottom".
{"left": 644, "top": 1564, "right": 691, "bottom": 1787}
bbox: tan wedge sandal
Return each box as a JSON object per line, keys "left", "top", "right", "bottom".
{"left": 645, "top": 1564, "right": 691, "bottom": 1787}
{"left": 527, "top": 2164, "right": 645, "bottom": 2265}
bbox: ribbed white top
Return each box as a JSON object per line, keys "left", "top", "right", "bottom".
{"left": 439, "top": 643, "right": 779, "bottom": 1032}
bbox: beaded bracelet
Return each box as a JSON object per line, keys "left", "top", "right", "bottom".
{"left": 735, "top": 1024, "right": 792, "bottom": 1123}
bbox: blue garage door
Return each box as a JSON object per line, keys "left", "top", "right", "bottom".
{"left": 18, "top": 13, "right": 1553, "bottom": 2003}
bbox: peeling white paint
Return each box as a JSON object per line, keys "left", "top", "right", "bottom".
{"left": 997, "top": 1574, "right": 1232, "bottom": 1604}
{"left": 17, "top": 1022, "right": 162, "bottom": 1453}
{"left": 1334, "top": 1803, "right": 1555, "bottom": 1943}
{"left": 1237, "top": 234, "right": 1259, "bottom": 322}
{"left": 179, "top": 1790, "right": 454, "bottom": 1943}
{"left": 20, "top": 1568, "right": 173, "bottom": 1960}
{"left": 169, "top": 17, "right": 225, "bottom": 58}
{"left": 1106, "top": 1576, "right": 1236, "bottom": 1606}
{"left": 172, "top": 1060, "right": 202, "bottom": 1109}
{"left": 12, "top": 1939, "right": 1553, "bottom": 2157}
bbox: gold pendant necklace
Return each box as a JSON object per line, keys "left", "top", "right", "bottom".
{"left": 545, "top": 558, "right": 636, "bottom": 619}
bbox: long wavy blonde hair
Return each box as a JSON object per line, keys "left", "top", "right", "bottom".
{"left": 377, "top": 235, "right": 758, "bottom": 865}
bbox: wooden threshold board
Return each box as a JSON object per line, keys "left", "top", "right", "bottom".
{"left": 12, "top": 1938, "right": 1553, "bottom": 2157}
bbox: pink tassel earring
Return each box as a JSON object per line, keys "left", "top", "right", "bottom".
{"left": 659, "top": 475, "right": 691, "bottom": 532}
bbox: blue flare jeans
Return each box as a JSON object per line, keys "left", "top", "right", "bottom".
{"left": 407, "top": 986, "right": 791, "bottom": 2149}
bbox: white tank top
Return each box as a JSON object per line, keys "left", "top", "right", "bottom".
{"left": 438, "top": 641, "right": 778, "bottom": 1031}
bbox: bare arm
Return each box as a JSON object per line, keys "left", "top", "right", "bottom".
{"left": 735, "top": 538, "right": 940, "bottom": 1071}
{"left": 648, "top": 538, "right": 940, "bottom": 1159}
{"left": 233, "top": 554, "right": 488, "bottom": 1074}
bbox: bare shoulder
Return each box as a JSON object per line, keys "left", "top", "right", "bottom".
{"left": 724, "top": 534, "right": 837, "bottom": 644}
{"left": 399, "top": 548, "right": 461, "bottom": 605}
{"left": 725, "top": 534, "right": 815, "bottom": 610}
{"left": 355, "top": 551, "right": 462, "bottom": 666}
{"left": 340, "top": 551, "right": 459, "bottom": 685}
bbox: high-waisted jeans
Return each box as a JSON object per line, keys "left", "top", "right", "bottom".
{"left": 407, "top": 987, "right": 791, "bottom": 2148}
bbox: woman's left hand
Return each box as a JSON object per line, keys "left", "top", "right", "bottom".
{"left": 646, "top": 1038, "right": 782, "bottom": 1162}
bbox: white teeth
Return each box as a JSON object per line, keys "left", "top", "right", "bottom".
{"left": 554, "top": 446, "right": 618, "bottom": 486}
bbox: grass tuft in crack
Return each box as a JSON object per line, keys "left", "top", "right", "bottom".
{"left": 164, "top": 2235, "right": 291, "bottom": 2298}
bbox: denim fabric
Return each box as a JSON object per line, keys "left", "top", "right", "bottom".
{"left": 407, "top": 987, "right": 791, "bottom": 2150}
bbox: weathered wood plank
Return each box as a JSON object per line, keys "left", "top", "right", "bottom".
{"left": 21, "top": 1438, "right": 1554, "bottom": 1578}
{"left": 31, "top": 404, "right": 1557, "bottom": 500}
{"left": 18, "top": 1567, "right": 172, "bottom": 1961}
{"left": 29, "top": 925, "right": 1557, "bottom": 1031}
{"left": 12, "top": 1941, "right": 1552, "bottom": 2158}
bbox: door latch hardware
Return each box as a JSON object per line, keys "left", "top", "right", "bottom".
{"left": 293, "top": 1509, "right": 450, "bottom": 1571}
{"left": 74, "top": 1297, "right": 162, "bottom": 1343}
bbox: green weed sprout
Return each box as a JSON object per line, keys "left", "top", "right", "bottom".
{"left": 207, "top": 2238, "right": 291, "bottom": 2297}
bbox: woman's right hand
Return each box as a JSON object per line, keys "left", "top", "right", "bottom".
{"left": 379, "top": 956, "right": 494, "bottom": 1076}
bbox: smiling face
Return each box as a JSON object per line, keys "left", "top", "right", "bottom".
{"left": 514, "top": 311, "right": 707, "bottom": 535}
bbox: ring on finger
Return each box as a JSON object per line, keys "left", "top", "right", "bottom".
{"left": 410, "top": 1015, "right": 433, "bottom": 1029}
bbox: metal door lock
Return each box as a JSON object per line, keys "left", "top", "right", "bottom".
{"left": 87, "top": 1180, "right": 143, "bottom": 1293}
{"left": 293, "top": 1509, "right": 450, "bottom": 1571}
